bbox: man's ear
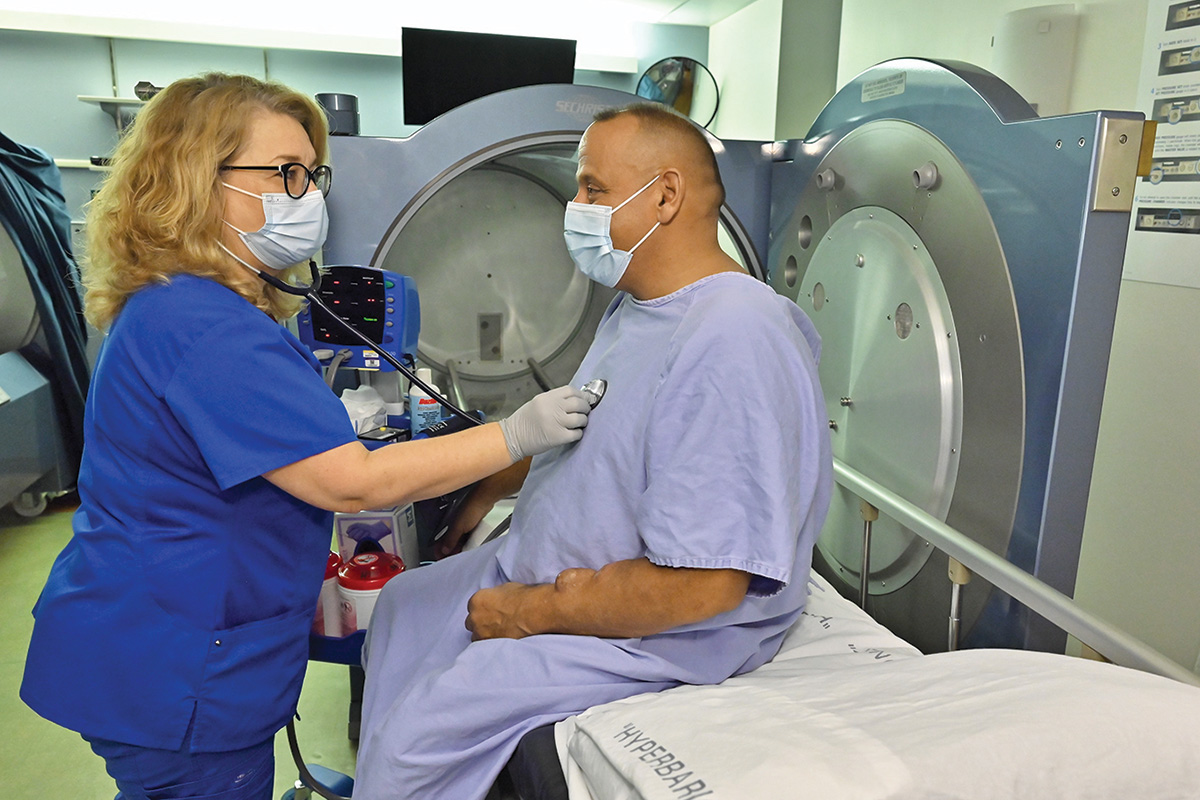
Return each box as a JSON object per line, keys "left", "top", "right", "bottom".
{"left": 655, "top": 168, "right": 684, "bottom": 224}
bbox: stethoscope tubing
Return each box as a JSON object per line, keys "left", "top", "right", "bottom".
{"left": 261, "top": 262, "right": 484, "bottom": 427}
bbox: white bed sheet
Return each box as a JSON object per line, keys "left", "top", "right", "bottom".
{"left": 555, "top": 573, "right": 1200, "bottom": 800}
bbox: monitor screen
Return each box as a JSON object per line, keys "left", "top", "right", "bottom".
{"left": 401, "top": 28, "right": 577, "bottom": 125}
{"left": 310, "top": 268, "right": 388, "bottom": 346}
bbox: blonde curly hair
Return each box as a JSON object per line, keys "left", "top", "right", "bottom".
{"left": 83, "top": 73, "right": 330, "bottom": 329}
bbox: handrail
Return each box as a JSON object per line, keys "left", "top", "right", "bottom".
{"left": 833, "top": 458, "right": 1200, "bottom": 687}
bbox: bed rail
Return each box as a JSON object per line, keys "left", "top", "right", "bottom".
{"left": 833, "top": 458, "right": 1200, "bottom": 687}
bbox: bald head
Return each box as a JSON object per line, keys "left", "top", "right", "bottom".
{"left": 572, "top": 103, "right": 742, "bottom": 298}
{"left": 590, "top": 103, "right": 726, "bottom": 212}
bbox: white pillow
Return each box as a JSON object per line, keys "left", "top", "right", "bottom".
{"left": 770, "top": 572, "right": 922, "bottom": 666}
{"left": 560, "top": 578, "right": 1200, "bottom": 800}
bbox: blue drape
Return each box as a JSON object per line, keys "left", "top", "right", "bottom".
{"left": 0, "top": 131, "right": 90, "bottom": 471}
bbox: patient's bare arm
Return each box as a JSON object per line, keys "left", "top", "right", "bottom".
{"left": 436, "top": 457, "right": 532, "bottom": 557}
{"left": 464, "top": 558, "right": 751, "bottom": 640}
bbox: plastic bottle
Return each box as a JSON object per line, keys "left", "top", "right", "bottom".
{"left": 312, "top": 551, "right": 343, "bottom": 638}
{"left": 408, "top": 367, "right": 442, "bottom": 435}
{"left": 337, "top": 552, "right": 405, "bottom": 632}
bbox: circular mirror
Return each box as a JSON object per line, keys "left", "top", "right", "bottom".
{"left": 635, "top": 57, "right": 720, "bottom": 128}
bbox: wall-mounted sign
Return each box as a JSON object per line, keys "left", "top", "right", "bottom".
{"left": 1126, "top": 0, "right": 1200, "bottom": 288}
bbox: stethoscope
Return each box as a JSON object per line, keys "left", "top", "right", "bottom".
{"left": 266, "top": 263, "right": 604, "bottom": 800}
{"left": 258, "top": 262, "right": 607, "bottom": 425}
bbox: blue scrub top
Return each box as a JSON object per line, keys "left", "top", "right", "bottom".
{"left": 21, "top": 274, "right": 357, "bottom": 752}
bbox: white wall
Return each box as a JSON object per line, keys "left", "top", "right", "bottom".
{"left": 836, "top": 0, "right": 1200, "bottom": 673}
{"left": 1069, "top": 0, "right": 1146, "bottom": 110}
{"left": 0, "top": 22, "right": 707, "bottom": 223}
{"left": 838, "top": 0, "right": 1008, "bottom": 87}
{"left": 776, "top": 0, "right": 842, "bottom": 139}
{"left": 837, "top": 0, "right": 1145, "bottom": 111}
{"left": 1080, "top": 281, "right": 1200, "bottom": 670}
{"left": 708, "top": 0, "right": 783, "bottom": 140}
{"left": 708, "top": 0, "right": 841, "bottom": 141}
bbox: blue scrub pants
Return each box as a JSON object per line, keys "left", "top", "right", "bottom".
{"left": 85, "top": 732, "right": 274, "bottom": 800}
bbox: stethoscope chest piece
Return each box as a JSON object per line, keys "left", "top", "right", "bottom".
{"left": 581, "top": 378, "right": 607, "bottom": 409}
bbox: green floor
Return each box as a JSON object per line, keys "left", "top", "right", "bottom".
{"left": 1, "top": 496, "right": 358, "bottom": 799}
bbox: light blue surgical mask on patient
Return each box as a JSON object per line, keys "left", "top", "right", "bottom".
{"left": 221, "top": 182, "right": 328, "bottom": 271}
{"left": 563, "top": 175, "right": 660, "bottom": 287}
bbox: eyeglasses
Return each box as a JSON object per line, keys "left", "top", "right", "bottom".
{"left": 220, "top": 162, "right": 333, "bottom": 199}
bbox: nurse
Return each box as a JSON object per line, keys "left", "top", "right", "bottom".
{"left": 20, "top": 73, "right": 590, "bottom": 799}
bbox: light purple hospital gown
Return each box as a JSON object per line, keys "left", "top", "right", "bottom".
{"left": 354, "top": 272, "right": 833, "bottom": 799}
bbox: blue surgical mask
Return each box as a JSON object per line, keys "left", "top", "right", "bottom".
{"left": 222, "top": 182, "right": 328, "bottom": 270}
{"left": 563, "top": 175, "right": 660, "bottom": 287}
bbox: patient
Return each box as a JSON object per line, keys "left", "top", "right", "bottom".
{"left": 353, "top": 103, "right": 833, "bottom": 800}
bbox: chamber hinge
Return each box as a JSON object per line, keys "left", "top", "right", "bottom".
{"left": 1091, "top": 116, "right": 1150, "bottom": 213}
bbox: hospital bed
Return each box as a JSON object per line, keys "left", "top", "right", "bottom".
{"left": 287, "top": 458, "right": 1200, "bottom": 800}
{"left": 500, "top": 459, "right": 1200, "bottom": 800}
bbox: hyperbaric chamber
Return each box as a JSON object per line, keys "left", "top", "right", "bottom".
{"left": 323, "top": 85, "right": 766, "bottom": 420}
{"left": 322, "top": 65, "right": 1142, "bottom": 654}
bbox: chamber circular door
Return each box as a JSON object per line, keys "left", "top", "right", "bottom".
{"left": 376, "top": 137, "right": 760, "bottom": 419}
{"left": 801, "top": 206, "right": 963, "bottom": 595}
{"left": 771, "top": 119, "right": 1025, "bottom": 653}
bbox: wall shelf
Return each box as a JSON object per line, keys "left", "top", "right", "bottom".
{"left": 53, "top": 158, "right": 109, "bottom": 172}
{"left": 78, "top": 95, "right": 144, "bottom": 129}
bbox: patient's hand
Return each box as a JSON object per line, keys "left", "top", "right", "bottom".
{"left": 465, "top": 582, "right": 548, "bottom": 640}
{"left": 436, "top": 493, "right": 492, "bottom": 558}
{"left": 437, "top": 458, "right": 532, "bottom": 559}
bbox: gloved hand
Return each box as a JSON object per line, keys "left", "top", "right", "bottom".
{"left": 498, "top": 386, "right": 591, "bottom": 461}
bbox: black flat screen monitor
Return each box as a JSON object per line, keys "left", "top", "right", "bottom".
{"left": 402, "top": 28, "right": 577, "bottom": 125}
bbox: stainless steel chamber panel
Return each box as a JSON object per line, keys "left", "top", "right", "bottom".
{"left": 0, "top": 222, "right": 39, "bottom": 353}
{"left": 0, "top": 223, "right": 69, "bottom": 512}
{"left": 770, "top": 59, "right": 1142, "bottom": 653}
{"left": 324, "top": 85, "right": 768, "bottom": 419}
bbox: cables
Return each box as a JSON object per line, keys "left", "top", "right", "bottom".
{"left": 303, "top": 288, "right": 483, "bottom": 428}
{"left": 286, "top": 718, "right": 351, "bottom": 800}
{"left": 323, "top": 349, "right": 353, "bottom": 388}
{"left": 251, "top": 260, "right": 483, "bottom": 427}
